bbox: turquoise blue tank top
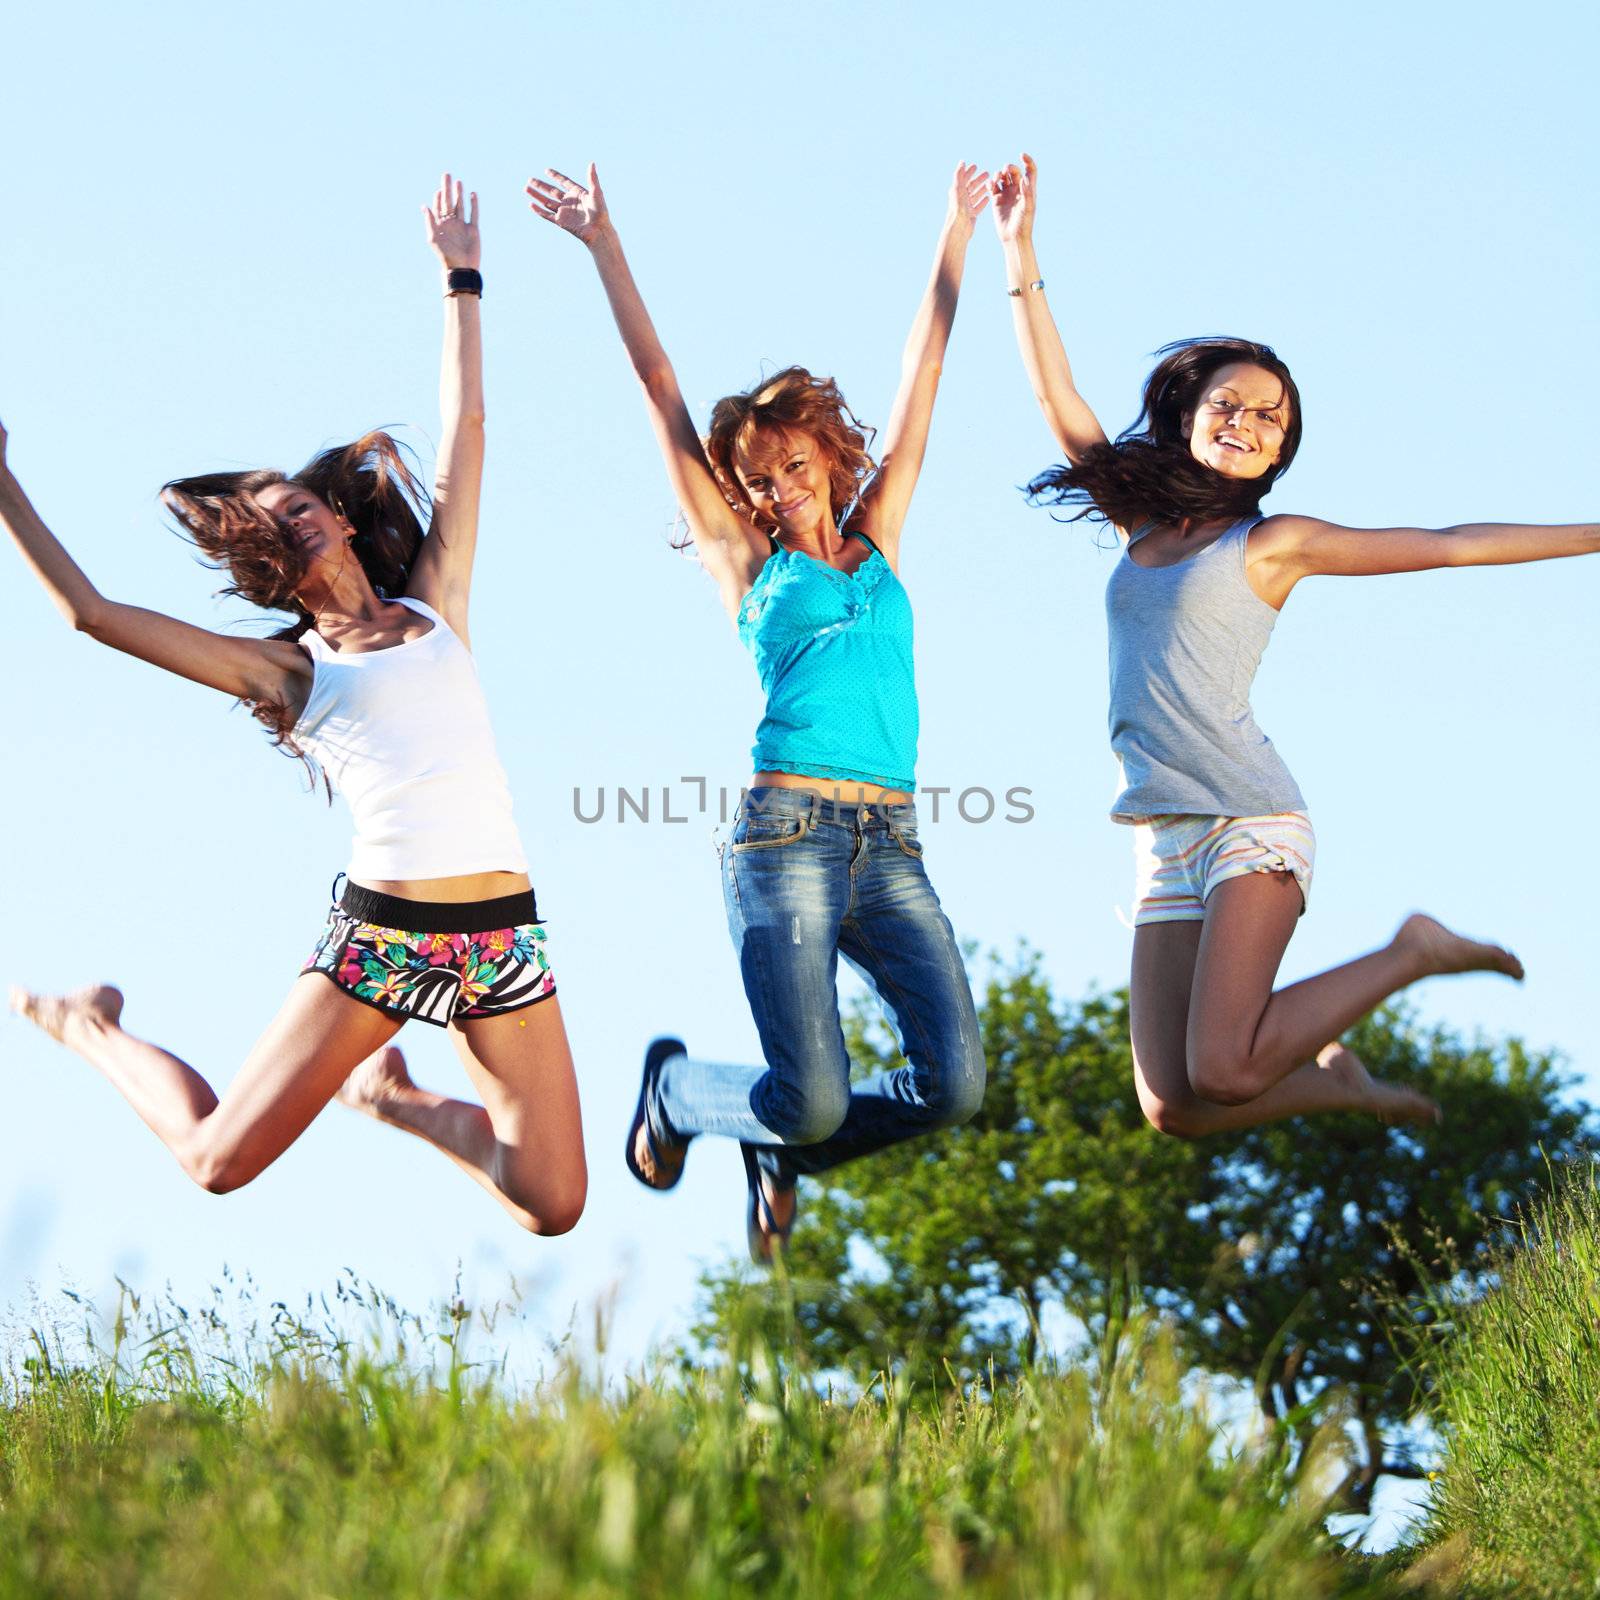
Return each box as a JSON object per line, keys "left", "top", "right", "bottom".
{"left": 736, "top": 529, "right": 918, "bottom": 791}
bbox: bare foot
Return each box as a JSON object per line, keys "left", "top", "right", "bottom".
{"left": 1317, "top": 1042, "right": 1441, "bottom": 1127}
{"left": 335, "top": 1045, "right": 415, "bottom": 1120}
{"left": 1394, "top": 914, "right": 1524, "bottom": 983}
{"left": 9, "top": 983, "right": 124, "bottom": 1047}
{"left": 632, "top": 1117, "right": 686, "bottom": 1189}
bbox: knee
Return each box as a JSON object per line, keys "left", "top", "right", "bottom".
{"left": 187, "top": 1143, "right": 253, "bottom": 1196}
{"left": 505, "top": 1172, "right": 587, "bottom": 1237}
{"left": 1138, "top": 1091, "right": 1206, "bottom": 1140}
{"left": 1186, "top": 1047, "right": 1256, "bottom": 1108}
{"left": 769, "top": 1072, "right": 850, "bottom": 1147}
{"left": 931, "top": 1051, "right": 987, "bottom": 1129}
{"left": 528, "top": 1193, "right": 586, "bottom": 1237}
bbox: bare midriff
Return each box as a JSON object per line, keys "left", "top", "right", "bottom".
{"left": 354, "top": 869, "right": 533, "bottom": 903}
{"left": 751, "top": 771, "right": 914, "bottom": 807}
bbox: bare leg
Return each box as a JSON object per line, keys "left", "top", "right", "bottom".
{"left": 11, "top": 977, "right": 400, "bottom": 1189}
{"left": 1183, "top": 874, "right": 1519, "bottom": 1106}
{"left": 338, "top": 995, "right": 585, "bottom": 1235}
{"left": 1131, "top": 915, "right": 1441, "bottom": 1138}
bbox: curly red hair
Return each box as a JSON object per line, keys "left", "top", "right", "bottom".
{"left": 702, "top": 367, "right": 878, "bottom": 534}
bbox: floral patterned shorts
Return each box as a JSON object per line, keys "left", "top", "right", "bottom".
{"left": 302, "top": 882, "right": 556, "bottom": 1027}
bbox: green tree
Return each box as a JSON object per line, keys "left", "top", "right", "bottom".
{"left": 697, "top": 950, "right": 1593, "bottom": 1511}
{"left": 1190, "top": 1004, "right": 1591, "bottom": 1509}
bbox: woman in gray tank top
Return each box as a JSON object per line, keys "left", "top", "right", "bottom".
{"left": 992, "top": 154, "right": 1597, "bottom": 1140}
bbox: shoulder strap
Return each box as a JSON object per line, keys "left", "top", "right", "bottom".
{"left": 844, "top": 528, "right": 882, "bottom": 557}
{"left": 394, "top": 594, "right": 442, "bottom": 624}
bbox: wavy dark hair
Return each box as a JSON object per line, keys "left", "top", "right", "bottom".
{"left": 161, "top": 429, "right": 429, "bottom": 761}
{"left": 1026, "top": 337, "right": 1302, "bottom": 533}
{"left": 701, "top": 366, "right": 878, "bottom": 537}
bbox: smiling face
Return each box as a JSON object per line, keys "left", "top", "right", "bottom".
{"left": 1184, "top": 361, "right": 1291, "bottom": 481}
{"left": 252, "top": 480, "right": 351, "bottom": 589}
{"left": 731, "top": 427, "right": 835, "bottom": 538}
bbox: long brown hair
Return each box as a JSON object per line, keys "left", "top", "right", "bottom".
{"left": 1026, "top": 337, "right": 1303, "bottom": 533}
{"left": 702, "top": 366, "right": 878, "bottom": 535}
{"left": 161, "top": 429, "right": 429, "bottom": 764}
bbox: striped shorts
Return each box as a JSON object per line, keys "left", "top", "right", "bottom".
{"left": 1131, "top": 811, "right": 1316, "bottom": 926}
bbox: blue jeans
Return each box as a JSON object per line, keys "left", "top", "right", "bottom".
{"left": 653, "top": 788, "right": 986, "bottom": 1181}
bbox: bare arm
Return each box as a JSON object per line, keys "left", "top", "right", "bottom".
{"left": 0, "top": 422, "right": 307, "bottom": 704}
{"left": 855, "top": 163, "right": 990, "bottom": 567}
{"left": 405, "top": 173, "right": 485, "bottom": 641}
{"left": 526, "top": 164, "right": 767, "bottom": 616}
{"left": 993, "top": 155, "right": 1109, "bottom": 464}
{"left": 1248, "top": 513, "right": 1600, "bottom": 608}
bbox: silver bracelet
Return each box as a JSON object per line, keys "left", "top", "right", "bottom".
{"left": 1006, "top": 279, "right": 1046, "bottom": 298}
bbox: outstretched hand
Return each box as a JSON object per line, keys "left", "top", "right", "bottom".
{"left": 948, "top": 161, "right": 992, "bottom": 231}
{"left": 424, "top": 173, "right": 480, "bottom": 270}
{"left": 991, "top": 154, "right": 1036, "bottom": 245}
{"left": 526, "top": 164, "right": 610, "bottom": 246}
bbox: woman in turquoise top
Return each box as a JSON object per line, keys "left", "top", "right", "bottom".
{"left": 529, "top": 159, "right": 990, "bottom": 1260}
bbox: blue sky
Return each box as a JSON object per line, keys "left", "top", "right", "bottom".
{"left": 3, "top": 0, "right": 1595, "bottom": 1538}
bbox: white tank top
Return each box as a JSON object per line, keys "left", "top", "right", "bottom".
{"left": 291, "top": 596, "right": 529, "bottom": 881}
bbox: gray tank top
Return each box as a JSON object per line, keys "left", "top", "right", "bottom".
{"left": 1105, "top": 517, "right": 1305, "bottom": 820}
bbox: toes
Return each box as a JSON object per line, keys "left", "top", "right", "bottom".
{"left": 633, "top": 1123, "right": 681, "bottom": 1189}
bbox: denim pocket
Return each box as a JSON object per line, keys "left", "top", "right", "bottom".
{"left": 890, "top": 827, "right": 924, "bottom": 859}
{"left": 730, "top": 812, "right": 811, "bottom": 852}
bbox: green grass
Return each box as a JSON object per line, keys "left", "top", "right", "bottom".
{"left": 0, "top": 1279, "right": 1388, "bottom": 1599}
{"left": 1399, "top": 1161, "right": 1600, "bottom": 1598}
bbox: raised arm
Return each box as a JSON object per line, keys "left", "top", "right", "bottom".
{"left": 526, "top": 164, "right": 768, "bottom": 615}
{"left": 0, "top": 419, "right": 307, "bottom": 706}
{"left": 405, "top": 173, "right": 485, "bottom": 639}
{"left": 1247, "top": 514, "right": 1600, "bottom": 609}
{"left": 854, "top": 163, "right": 991, "bottom": 566}
{"left": 992, "top": 155, "right": 1109, "bottom": 464}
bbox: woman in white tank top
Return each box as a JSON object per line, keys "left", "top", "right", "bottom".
{"left": 2, "top": 176, "right": 585, "bottom": 1235}
{"left": 993, "top": 154, "right": 1596, "bottom": 1142}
